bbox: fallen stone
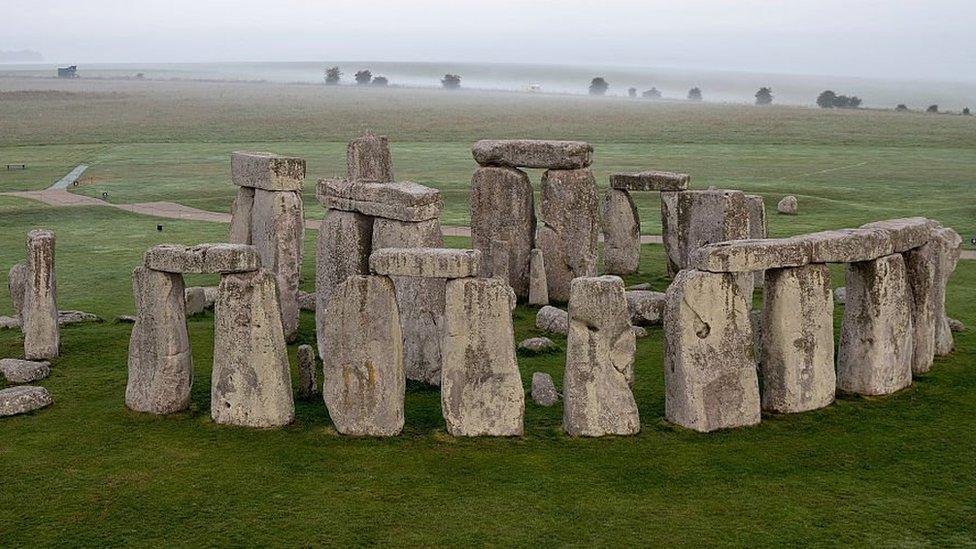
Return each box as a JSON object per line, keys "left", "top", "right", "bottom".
{"left": 626, "top": 290, "right": 667, "bottom": 326}
{"left": 347, "top": 131, "right": 394, "bottom": 183}
{"left": 518, "top": 337, "right": 555, "bottom": 353}
{"left": 692, "top": 238, "right": 809, "bottom": 273}
{"left": 948, "top": 317, "right": 964, "bottom": 332}
{"left": 472, "top": 139, "right": 592, "bottom": 170}
{"left": 298, "top": 290, "right": 316, "bottom": 311}
{"left": 212, "top": 270, "right": 294, "bottom": 428}
{"left": 369, "top": 248, "right": 481, "bottom": 278}
{"left": 535, "top": 305, "right": 569, "bottom": 335}
{"left": 23, "top": 230, "right": 59, "bottom": 361}
{"left": 316, "top": 179, "right": 442, "bottom": 222}
{"left": 904, "top": 240, "right": 939, "bottom": 374}
{"left": 0, "top": 358, "right": 50, "bottom": 383}
{"left": 601, "top": 188, "right": 640, "bottom": 275}
{"left": 777, "top": 195, "right": 798, "bottom": 215}
{"left": 470, "top": 166, "right": 535, "bottom": 298}
{"left": 861, "top": 217, "right": 937, "bottom": 253}
{"left": 834, "top": 286, "right": 846, "bottom": 304}
{"left": 322, "top": 275, "right": 404, "bottom": 436}
{"left": 564, "top": 276, "right": 639, "bottom": 436}
{"left": 250, "top": 188, "right": 305, "bottom": 341}
{"left": 609, "top": 170, "right": 690, "bottom": 192}
{"left": 441, "top": 277, "right": 524, "bottom": 436}
{"left": 144, "top": 243, "right": 260, "bottom": 274}
{"left": 8, "top": 261, "right": 26, "bottom": 318}
{"left": 0, "top": 386, "right": 52, "bottom": 417}
{"left": 761, "top": 264, "right": 835, "bottom": 413}
{"left": 228, "top": 187, "right": 255, "bottom": 244}
{"left": 664, "top": 269, "right": 760, "bottom": 432}
{"left": 296, "top": 344, "right": 318, "bottom": 400}
{"left": 797, "top": 228, "right": 893, "bottom": 264}
{"left": 538, "top": 168, "right": 599, "bottom": 301}
{"left": 528, "top": 248, "right": 549, "bottom": 306}
{"left": 57, "top": 310, "right": 101, "bottom": 325}
{"left": 184, "top": 287, "right": 207, "bottom": 316}
{"left": 837, "top": 254, "right": 913, "bottom": 395}
{"left": 531, "top": 372, "right": 560, "bottom": 407}
{"left": 231, "top": 151, "right": 305, "bottom": 191}
{"left": 315, "top": 209, "right": 373, "bottom": 351}
{"left": 631, "top": 326, "right": 648, "bottom": 338}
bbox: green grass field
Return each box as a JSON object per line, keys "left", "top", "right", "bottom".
{"left": 0, "top": 78, "right": 974, "bottom": 546}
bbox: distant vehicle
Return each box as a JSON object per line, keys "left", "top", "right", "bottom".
{"left": 57, "top": 66, "right": 78, "bottom": 78}
{"left": 522, "top": 84, "right": 542, "bottom": 93}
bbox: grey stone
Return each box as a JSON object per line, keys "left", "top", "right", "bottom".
{"left": 212, "top": 270, "right": 294, "bottom": 428}
{"left": 631, "top": 326, "right": 649, "bottom": 338}
{"left": 316, "top": 179, "right": 442, "bottom": 222}
{"left": 601, "top": 188, "right": 640, "bottom": 275}
{"left": 626, "top": 283, "right": 652, "bottom": 290}
{"left": 0, "top": 316, "right": 18, "bottom": 330}
{"left": 297, "top": 344, "right": 318, "bottom": 400}
{"left": 116, "top": 315, "right": 137, "bottom": 324}
{"left": 948, "top": 318, "right": 964, "bottom": 332}
{"left": 609, "top": 170, "right": 690, "bottom": 192}
{"left": 8, "top": 261, "right": 26, "bottom": 318}
{"left": 315, "top": 209, "right": 373, "bottom": 353}
{"left": 298, "top": 290, "right": 316, "bottom": 311}
{"left": 490, "top": 239, "right": 511, "bottom": 286}
{"left": 369, "top": 247, "right": 480, "bottom": 278}
{"left": 664, "top": 269, "right": 760, "bottom": 432}
{"left": 745, "top": 194, "right": 767, "bottom": 287}
{"left": 861, "top": 217, "right": 937, "bottom": 253}
{"left": 470, "top": 166, "right": 535, "bottom": 298}
{"left": 528, "top": 248, "right": 549, "bottom": 306}
{"left": 692, "top": 238, "right": 809, "bottom": 273}
{"left": 660, "top": 191, "right": 681, "bottom": 276}
{"left": 321, "top": 275, "right": 404, "bottom": 436}
{"left": 0, "top": 358, "right": 50, "bottom": 383}
{"left": 23, "top": 230, "right": 59, "bottom": 360}
{"left": 673, "top": 190, "right": 751, "bottom": 273}
{"left": 834, "top": 286, "right": 847, "bottom": 304}
{"left": 531, "top": 372, "right": 560, "bottom": 406}
{"left": 535, "top": 305, "right": 569, "bottom": 335}
{"left": 184, "top": 286, "right": 207, "bottom": 316}
{"left": 750, "top": 309, "right": 763, "bottom": 359}
{"left": 932, "top": 226, "right": 962, "bottom": 356}
{"left": 837, "top": 254, "right": 914, "bottom": 396}
{"left": 202, "top": 287, "right": 218, "bottom": 307}
{"left": 564, "top": 276, "right": 639, "bottom": 436}
{"left": 904, "top": 241, "right": 938, "bottom": 374}
{"left": 538, "top": 168, "right": 599, "bottom": 302}
{"left": 228, "top": 187, "right": 255, "bottom": 244}
{"left": 519, "top": 337, "right": 555, "bottom": 353}
{"left": 798, "top": 228, "right": 893, "bottom": 264}
{"left": 0, "top": 386, "right": 52, "bottom": 417}
{"left": 231, "top": 151, "right": 305, "bottom": 191}
{"left": 250, "top": 188, "right": 305, "bottom": 341}
{"left": 777, "top": 195, "right": 798, "bottom": 215}
{"left": 347, "top": 131, "right": 394, "bottom": 183}
{"left": 626, "top": 290, "right": 667, "bottom": 326}
{"left": 441, "top": 277, "right": 524, "bottom": 436}
{"left": 760, "top": 264, "right": 835, "bottom": 413}
{"left": 125, "top": 267, "right": 192, "bottom": 414}
{"left": 472, "top": 139, "right": 592, "bottom": 169}
{"left": 143, "top": 243, "right": 260, "bottom": 274}
{"left": 57, "top": 310, "right": 100, "bottom": 325}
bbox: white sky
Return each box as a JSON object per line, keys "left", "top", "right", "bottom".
{"left": 3, "top": 0, "right": 975, "bottom": 80}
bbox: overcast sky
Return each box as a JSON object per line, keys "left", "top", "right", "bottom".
{"left": 4, "top": 0, "right": 974, "bottom": 80}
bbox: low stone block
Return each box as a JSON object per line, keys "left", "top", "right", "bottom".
{"left": 369, "top": 247, "right": 480, "bottom": 279}
{"left": 531, "top": 372, "right": 559, "bottom": 406}
{"left": 519, "top": 337, "right": 555, "bottom": 353}
{"left": 472, "top": 139, "right": 593, "bottom": 169}
{"left": 777, "top": 195, "right": 798, "bottom": 215}
{"left": 316, "top": 179, "right": 442, "bottom": 222}
{"left": 57, "top": 310, "right": 101, "bottom": 326}
{"left": 347, "top": 131, "right": 394, "bottom": 183}
{"left": 601, "top": 188, "right": 640, "bottom": 275}
{"left": 23, "top": 230, "right": 59, "bottom": 360}
{"left": 144, "top": 243, "right": 260, "bottom": 274}
{"left": 0, "top": 386, "right": 52, "bottom": 416}
{"left": 861, "top": 217, "right": 936, "bottom": 253}
{"left": 0, "top": 358, "right": 50, "bottom": 383}
{"left": 528, "top": 248, "right": 549, "bottom": 306}
{"left": 626, "top": 290, "right": 667, "bottom": 326}
{"left": 535, "top": 305, "right": 568, "bottom": 335}
{"left": 231, "top": 151, "right": 305, "bottom": 191}
{"left": 797, "top": 228, "right": 893, "bottom": 264}
{"left": 692, "top": 238, "right": 809, "bottom": 273}
{"left": 609, "top": 171, "right": 690, "bottom": 191}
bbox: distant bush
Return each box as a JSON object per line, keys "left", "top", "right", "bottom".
{"left": 628, "top": 87, "right": 637, "bottom": 98}
{"left": 927, "top": 105, "right": 939, "bottom": 113}
{"left": 372, "top": 76, "right": 389, "bottom": 87}
{"left": 895, "top": 104, "right": 909, "bottom": 112}
{"left": 817, "top": 90, "right": 862, "bottom": 109}
{"left": 642, "top": 87, "right": 662, "bottom": 99}
{"left": 325, "top": 66, "right": 342, "bottom": 85}
{"left": 355, "top": 70, "right": 373, "bottom": 85}
{"left": 963, "top": 107, "right": 971, "bottom": 116}
{"left": 589, "top": 77, "right": 609, "bottom": 96}
{"left": 688, "top": 87, "right": 702, "bottom": 101}
{"left": 755, "top": 87, "right": 774, "bottom": 105}
{"left": 442, "top": 74, "right": 461, "bottom": 90}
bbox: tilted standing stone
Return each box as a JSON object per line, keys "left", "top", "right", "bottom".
{"left": 250, "top": 188, "right": 304, "bottom": 341}
{"left": 837, "top": 254, "right": 913, "bottom": 396}
{"left": 441, "top": 277, "right": 524, "bottom": 436}
{"left": 932, "top": 226, "right": 962, "bottom": 356}
{"left": 321, "top": 276, "right": 404, "bottom": 436}
{"left": 664, "top": 269, "right": 760, "bottom": 432}
{"left": 125, "top": 267, "right": 193, "bottom": 414}
{"left": 315, "top": 210, "right": 373, "bottom": 352}
{"left": 470, "top": 166, "right": 535, "bottom": 298}
{"left": 537, "top": 168, "right": 599, "bottom": 302}
{"left": 347, "top": 131, "right": 394, "bottom": 183}
{"left": 212, "top": 270, "right": 294, "bottom": 427}
{"left": 903, "top": 240, "right": 938, "bottom": 374}
{"left": 528, "top": 248, "right": 549, "bottom": 306}
{"left": 8, "top": 261, "right": 26, "bottom": 318}
{"left": 601, "top": 188, "right": 640, "bottom": 275}
{"left": 761, "top": 264, "right": 835, "bottom": 413}
{"left": 23, "top": 230, "right": 59, "bottom": 360}
{"left": 297, "top": 344, "right": 318, "bottom": 400}
{"left": 745, "top": 194, "right": 768, "bottom": 288}
{"left": 563, "top": 276, "right": 639, "bottom": 436}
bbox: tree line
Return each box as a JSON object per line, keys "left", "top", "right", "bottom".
{"left": 324, "top": 66, "right": 461, "bottom": 89}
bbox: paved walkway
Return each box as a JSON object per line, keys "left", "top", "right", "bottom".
{"left": 2, "top": 165, "right": 970, "bottom": 259}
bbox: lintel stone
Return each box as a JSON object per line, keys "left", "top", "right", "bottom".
{"left": 231, "top": 151, "right": 305, "bottom": 191}
{"left": 609, "top": 171, "right": 690, "bottom": 192}
{"left": 316, "top": 179, "right": 442, "bottom": 222}
{"left": 472, "top": 139, "right": 592, "bottom": 169}
{"left": 369, "top": 247, "right": 481, "bottom": 279}
{"left": 144, "top": 243, "right": 261, "bottom": 274}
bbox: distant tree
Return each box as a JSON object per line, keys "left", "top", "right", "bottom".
{"left": 372, "top": 76, "right": 389, "bottom": 87}
{"left": 628, "top": 87, "right": 637, "bottom": 98}
{"left": 964, "top": 107, "right": 972, "bottom": 116}
{"left": 755, "top": 87, "right": 774, "bottom": 105}
{"left": 817, "top": 90, "right": 837, "bottom": 108}
{"left": 642, "top": 87, "right": 662, "bottom": 99}
{"left": 848, "top": 96, "right": 862, "bottom": 108}
{"left": 354, "top": 70, "right": 373, "bottom": 85}
{"left": 135, "top": 72, "right": 145, "bottom": 80}
{"left": 688, "top": 87, "right": 703, "bottom": 101}
{"left": 895, "top": 104, "right": 909, "bottom": 112}
{"left": 926, "top": 104, "right": 939, "bottom": 113}
{"left": 589, "top": 77, "right": 609, "bottom": 96}
{"left": 834, "top": 95, "right": 852, "bottom": 109}
{"left": 325, "top": 66, "right": 342, "bottom": 85}
{"left": 441, "top": 74, "right": 461, "bottom": 89}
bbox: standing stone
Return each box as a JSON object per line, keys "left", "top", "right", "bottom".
{"left": 441, "top": 277, "right": 524, "bottom": 436}
{"left": 0, "top": 386, "right": 52, "bottom": 417}
{"left": 315, "top": 210, "right": 373, "bottom": 353}
{"left": 777, "top": 195, "right": 798, "bottom": 215}
{"left": 125, "top": 267, "right": 192, "bottom": 414}
{"left": 761, "top": 264, "right": 835, "bottom": 413}
{"left": 564, "top": 276, "right": 639, "bottom": 436}
{"left": 528, "top": 248, "right": 549, "bottom": 306}
{"left": 212, "top": 270, "right": 294, "bottom": 428}
{"left": 372, "top": 217, "right": 445, "bottom": 385}
{"left": 228, "top": 187, "right": 255, "bottom": 244}
{"left": 674, "top": 190, "right": 751, "bottom": 274}
{"left": 347, "top": 131, "right": 394, "bottom": 183}
{"left": 601, "top": 188, "right": 640, "bottom": 275}
{"left": 470, "top": 166, "right": 535, "bottom": 298}
{"left": 837, "top": 254, "right": 913, "bottom": 396}
{"left": 8, "top": 261, "right": 26, "bottom": 318}
{"left": 490, "top": 239, "right": 511, "bottom": 287}
{"left": 251, "top": 188, "right": 305, "bottom": 341}
{"left": 531, "top": 372, "right": 560, "bottom": 406}
{"left": 664, "top": 269, "right": 760, "bottom": 432}
{"left": 23, "top": 230, "right": 59, "bottom": 360}
{"left": 297, "top": 344, "right": 318, "bottom": 400}
{"left": 322, "top": 276, "right": 404, "bottom": 436}
{"left": 745, "top": 194, "right": 768, "bottom": 288}
{"left": 903, "top": 241, "right": 938, "bottom": 374}
{"left": 932, "top": 226, "right": 962, "bottom": 356}
{"left": 538, "top": 168, "right": 599, "bottom": 302}
{"left": 660, "top": 191, "right": 681, "bottom": 277}
{"left": 184, "top": 286, "right": 207, "bottom": 316}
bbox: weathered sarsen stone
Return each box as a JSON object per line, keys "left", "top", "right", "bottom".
{"left": 601, "top": 188, "right": 640, "bottom": 275}
{"left": 228, "top": 187, "right": 255, "bottom": 244}
{"left": 322, "top": 276, "right": 404, "bottom": 436}
{"left": 745, "top": 194, "right": 767, "bottom": 287}
{"left": 347, "top": 131, "right": 394, "bottom": 183}
{"left": 537, "top": 168, "right": 599, "bottom": 302}
{"left": 250, "top": 188, "right": 305, "bottom": 341}
{"left": 317, "top": 179, "right": 441, "bottom": 222}
{"left": 531, "top": 372, "right": 559, "bottom": 407}
{"left": 472, "top": 139, "right": 593, "bottom": 170}
{"left": 315, "top": 210, "right": 373, "bottom": 352}
{"left": 441, "top": 277, "right": 524, "bottom": 436}
{"left": 470, "top": 166, "right": 535, "bottom": 297}
{"left": 369, "top": 247, "right": 480, "bottom": 279}
{"left": 931, "top": 226, "right": 962, "bottom": 356}
{"left": 8, "top": 261, "right": 26, "bottom": 318}
{"left": 231, "top": 151, "right": 305, "bottom": 192}
{"left": 563, "top": 276, "right": 639, "bottom": 436}
{"left": 528, "top": 248, "right": 549, "bottom": 306}
{"left": 660, "top": 191, "right": 681, "bottom": 276}
{"left": 490, "top": 239, "right": 511, "bottom": 285}
{"left": 297, "top": 344, "right": 318, "bottom": 400}
{"left": 144, "top": 243, "right": 260, "bottom": 274}
{"left": 0, "top": 386, "right": 52, "bottom": 417}
{"left": 903, "top": 240, "right": 938, "bottom": 374}
{"left": 626, "top": 290, "right": 667, "bottom": 326}
{"left": 212, "top": 270, "right": 294, "bottom": 428}
{"left": 609, "top": 171, "right": 690, "bottom": 192}
{"left": 535, "top": 305, "right": 568, "bottom": 335}
{"left": 674, "top": 190, "right": 751, "bottom": 273}
{"left": 23, "top": 230, "right": 59, "bottom": 360}
{"left": 0, "top": 358, "right": 50, "bottom": 383}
